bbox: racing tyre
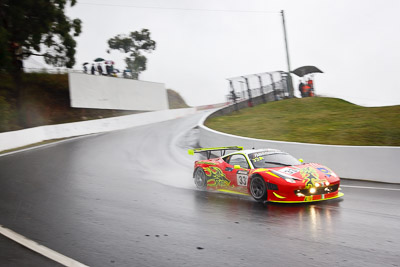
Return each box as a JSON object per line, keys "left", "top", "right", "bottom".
{"left": 194, "top": 167, "right": 207, "bottom": 190}
{"left": 250, "top": 175, "right": 268, "bottom": 202}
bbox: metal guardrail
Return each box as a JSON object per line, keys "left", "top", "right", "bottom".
{"left": 23, "top": 67, "right": 135, "bottom": 79}
{"left": 23, "top": 67, "right": 80, "bottom": 74}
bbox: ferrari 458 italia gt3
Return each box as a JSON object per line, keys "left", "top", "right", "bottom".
{"left": 188, "top": 146, "right": 343, "bottom": 203}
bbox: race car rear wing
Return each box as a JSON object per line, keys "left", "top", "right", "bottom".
{"left": 188, "top": 146, "right": 243, "bottom": 159}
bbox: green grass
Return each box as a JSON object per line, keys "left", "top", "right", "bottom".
{"left": 167, "top": 89, "right": 190, "bottom": 109}
{"left": 205, "top": 97, "right": 400, "bottom": 146}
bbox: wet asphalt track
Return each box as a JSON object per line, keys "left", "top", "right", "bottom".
{"left": 0, "top": 112, "right": 399, "bottom": 267}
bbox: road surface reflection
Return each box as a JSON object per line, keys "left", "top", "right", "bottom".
{"left": 193, "top": 190, "right": 343, "bottom": 239}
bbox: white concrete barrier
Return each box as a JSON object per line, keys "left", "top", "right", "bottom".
{"left": 69, "top": 73, "right": 169, "bottom": 111}
{"left": 0, "top": 108, "right": 196, "bottom": 152}
{"left": 199, "top": 111, "right": 400, "bottom": 183}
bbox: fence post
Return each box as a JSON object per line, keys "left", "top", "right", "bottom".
{"left": 256, "top": 75, "right": 266, "bottom": 103}
{"left": 269, "top": 73, "right": 278, "bottom": 101}
{"left": 242, "top": 77, "right": 253, "bottom": 107}
{"left": 228, "top": 80, "right": 238, "bottom": 111}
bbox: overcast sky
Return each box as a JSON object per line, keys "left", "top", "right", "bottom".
{"left": 26, "top": 0, "right": 400, "bottom": 107}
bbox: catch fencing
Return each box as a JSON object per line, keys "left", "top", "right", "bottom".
{"left": 226, "top": 71, "right": 290, "bottom": 107}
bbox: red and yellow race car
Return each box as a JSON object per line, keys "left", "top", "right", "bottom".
{"left": 188, "top": 146, "right": 343, "bottom": 203}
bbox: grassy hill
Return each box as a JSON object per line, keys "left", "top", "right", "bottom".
{"left": 167, "top": 89, "right": 189, "bottom": 109}
{"left": 205, "top": 97, "right": 400, "bottom": 146}
{"left": 0, "top": 73, "right": 189, "bottom": 132}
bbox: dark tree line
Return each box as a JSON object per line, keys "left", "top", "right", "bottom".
{"left": 0, "top": 0, "right": 81, "bottom": 127}
{"left": 0, "top": 1, "right": 157, "bottom": 127}
{"left": 0, "top": 0, "right": 81, "bottom": 73}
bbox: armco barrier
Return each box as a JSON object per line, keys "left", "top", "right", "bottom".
{"left": 199, "top": 107, "right": 400, "bottom": 184}
{"left": 0, "top": 108, "right": 196, "bottom": 152}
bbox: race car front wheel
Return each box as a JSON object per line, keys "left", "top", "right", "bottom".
{"left": 194, "top": 167, "right": 207, "bottom": 190}
{"left": 250, "top": 175, "right": 268, "bottom": 202}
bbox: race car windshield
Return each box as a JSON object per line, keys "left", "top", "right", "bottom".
{"left": 249, "top": 151, "right": 301, "bottom": 168}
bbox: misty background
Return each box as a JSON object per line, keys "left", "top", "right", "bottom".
{"left": 25, "top": 0, "right": 400, "bottom": 107}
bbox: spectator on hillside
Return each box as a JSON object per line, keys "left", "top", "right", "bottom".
{"left": 307, "top": 79, "right": 314, "bottom": 97}
{"left": 91, "top": 64, "right": 95, "bottom": 75}
{"left": 298, "top": 81, "right": 305, "bottom": 97}
{"left": 106, "top": 64, "right": 111, "bottom": 76}
{"left": 97, "top": 64, "right": 103, "bottom": 75}
{"left": 83, "top": 64, "right": 87, "bottom": 74}
{"left": 303, "top": 83, "right": 311, "bottom": 97}
{"left": 123, "top": 70, "right": 129, "bottom": 78}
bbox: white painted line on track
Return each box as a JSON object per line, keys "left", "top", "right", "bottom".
{"left": 341, "top": 185, "right": 400, "bottom": 191}
{"left": 0, "top": 225, "right": 89, "bottom": 267}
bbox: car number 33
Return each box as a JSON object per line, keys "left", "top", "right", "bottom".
{"left": 189, "top": 146, "right": 343, "bottom": 203}
{"left": 237, "top": 174, "right": 248, "bottom": 186}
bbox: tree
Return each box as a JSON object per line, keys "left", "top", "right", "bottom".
{"left": 0, "top": 0, "right": 81, "bottom": 72}
{"left": 0, "top": 0, "right": 82, "bottom": 127}
{"left": 108, "top": 29, "right": 156, "bottom": 79}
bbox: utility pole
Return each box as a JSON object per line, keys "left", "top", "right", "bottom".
{"left": 281, "top": 10, "right": 294, "bottom": 98}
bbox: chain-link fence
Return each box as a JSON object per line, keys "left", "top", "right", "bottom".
{"left": 226, "top": 71, "right": 290, "bottom": 106}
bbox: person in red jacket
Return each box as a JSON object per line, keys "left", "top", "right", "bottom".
{"left": 307, "top": 79, "right": 314, "bottom": 97}
{"left": 303, "top": 84, "right": 311, "bottom": 97}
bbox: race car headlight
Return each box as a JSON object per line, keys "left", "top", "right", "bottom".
{"left": 270, "top": 170, "right": 300, "bottom": 183}
{"left": 284, "top": 178, "right": 296, "bottom": 183}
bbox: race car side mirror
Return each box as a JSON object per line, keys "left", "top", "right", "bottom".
{"left": 299, "top": 158, "right": 304, "bottom": 163}
{"left": 234, "top": 165, "right": 241, "bottom": 169}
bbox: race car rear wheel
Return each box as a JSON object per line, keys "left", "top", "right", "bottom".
{"left": 250, "top": 175, "right": 268, "bottom": 202}
{"left": 194, "top": 167, "right": 207, "bottom": 190}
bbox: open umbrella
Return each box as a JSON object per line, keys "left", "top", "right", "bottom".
{"left": 83, "top": 62, "right": 89, "bottom": 65}
{"left": 292, "top": 66, "right": 323, "bottom": 77}
{"left": 105, "top": 60, "right": 114, "bottom": 65}
{"left": 94, "top": 58, "right": 105, "bottom": 62}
